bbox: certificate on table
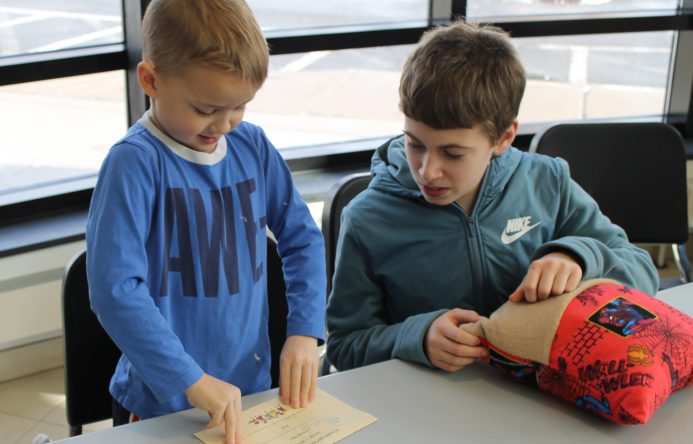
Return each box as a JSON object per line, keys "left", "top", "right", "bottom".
{"left": 194, "top": 389, "right": 377, "bottom": 444}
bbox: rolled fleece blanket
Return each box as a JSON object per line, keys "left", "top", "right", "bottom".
{"left": 461, "top": 279, "right": 692, "bottom": 424}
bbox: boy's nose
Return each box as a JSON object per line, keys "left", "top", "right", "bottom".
{"left": 420, "top": 154, "right": 443, "bottom": 181}
{"left": 211, "top": 113, "right": 234, "bottom": 134}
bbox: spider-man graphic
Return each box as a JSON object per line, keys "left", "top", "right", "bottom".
{"left": 589, "top": 297, "right": 657, "bottom": 337}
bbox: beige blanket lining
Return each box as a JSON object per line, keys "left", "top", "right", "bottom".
{"left": 461, "top": 278, "right": 618, "bottom": 365}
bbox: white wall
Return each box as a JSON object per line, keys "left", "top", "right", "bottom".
{"left": 0, "top": 241, "right": 84, "bottom": 381}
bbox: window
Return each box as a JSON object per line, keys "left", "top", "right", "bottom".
{"left": 249, "top": 0, "right": 428, "bottom": 29}
{"left": 0, "top": 72, "right": 127, "bottom": 196}
{"left": 0, "top": 0, "right": 691, "bottom": 233}
{"left": 468, "top": 0, "right": 679, "bottom": 18}
{"left": 246, "top": 46, "right": 410, "bottom": 150}
{"left": 518, "top": 31, "right": 674, "bottom": 125}
{"left": 0, "top": 2, "right": 123, "bottom": 58}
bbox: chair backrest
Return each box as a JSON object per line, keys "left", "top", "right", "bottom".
{"left": 62, "top": 249, "right": 121, "bottom": 434}
{"left": 266, "top": 236, "right": 287, "bottom": 388}
{"left": 62, "top": 236, "right": 288, "bottom": 434}
{"left": 529, "top": 122, "right": 689, "bottom": 245}
{"left": 322, "top": 172, "right": 371, "bottom": 294}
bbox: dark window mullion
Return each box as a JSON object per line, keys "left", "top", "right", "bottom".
{"left": 0, "top": 45, "right": 126, "bottom": 87}
{"left": 495, "top": 11, "right": 693, "bottom": 37}
{"left": 267, "top": 26, "right": 428, "bottom": 54}
{"left": 123, "top": 0, "right": 149, "bottom": 126}
{"left": 452, "top": 0, "right": 467, "bottom": 19}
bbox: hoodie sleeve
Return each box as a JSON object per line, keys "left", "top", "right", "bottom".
{"left": 532, "top": 159, "right": 659, "bottom": 295}
{"left": 86, "top": 143, "right": 203, "bottom": 404}
{"left": 326, "top": 208, "right": 446, "bottom": 371}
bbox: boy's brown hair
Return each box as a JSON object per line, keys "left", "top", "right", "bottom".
{"left": 142, "top": 0, "right": 268, "bottom": 87}
{"left": 399, "top": 20, "right": 526, "bottom": 143}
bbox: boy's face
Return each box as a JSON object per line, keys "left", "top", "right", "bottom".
{"left": 403, "top": 117, "right": 516, "bottom": 213}
{"left": 138, "top": 63, "right": 257, "bottom": 153}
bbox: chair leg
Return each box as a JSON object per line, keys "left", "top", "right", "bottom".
{"left": 655, "top": 244, "right": 667, "bottom": 268}
{"left": 69, "top": 425, "right": 82, "bottom": 436}
{"left": 320, "top": 356, "right": 332, "bottom": 376}
{"left": 318, "top": 346, "right": 334, "bottom": 376}
{"left": 672, "top": 243, "right": 692, "bottom": 284}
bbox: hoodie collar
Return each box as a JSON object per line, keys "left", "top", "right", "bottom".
{"left": 370, "top": 134, "right": 523, "bottom": 208}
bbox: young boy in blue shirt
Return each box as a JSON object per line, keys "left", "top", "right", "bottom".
{"left": 86, "top": 1, "right": 325, "bottom": 443}
{"left": 326, "top": 21, "right": 658, "bottom": 373}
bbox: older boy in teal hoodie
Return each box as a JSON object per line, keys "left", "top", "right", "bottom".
{"left": 326, "top": 21, "right": 658, "bottom": 373}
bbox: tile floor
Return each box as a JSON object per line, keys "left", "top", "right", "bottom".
{"left": 0, "top": 253, "right": 686, "bottom": 444}
{"left": 0, "top": 366, "right": 111, "bottom": 443}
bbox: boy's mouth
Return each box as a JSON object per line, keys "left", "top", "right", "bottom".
{"left": 422, "top": 184, "right": 449, "bottom": 197}
{"left": 199, "top": 135, "right": 220, "bottom": 145}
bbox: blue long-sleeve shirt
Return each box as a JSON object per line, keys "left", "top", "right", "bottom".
{"left": 87, "top": 113, "right": 325, "bottom": 418}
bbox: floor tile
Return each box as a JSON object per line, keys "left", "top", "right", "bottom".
{"left": 41, "top": 401, "right": 67, "bottom": 427}
{"left": 0, "top": 411, "right": 36, "bottom": 444}
{"left": 0, "top": 368, "right": 65, "bottom": 420}
{"left": 14, "top": 420, "right": 70, "bottom": 444}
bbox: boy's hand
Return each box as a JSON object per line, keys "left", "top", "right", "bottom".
{"left": 508, "top": 251, "right": 583, "bottom": 303}
{"left": 184, "top": 373, "right": 243, "bottom": 444}
{"left": 424, "top": 309, "right": 488, "bottom": 372}
{"left": 279, "top": 335, "right": 319, "bottom": 408}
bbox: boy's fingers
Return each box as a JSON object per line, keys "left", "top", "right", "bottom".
{"left": 444, "top": 318, "right": 481, "bottom": 345}
{"left": 226, "top": 418, "right": 236, "bottom": 444}
{"left": 455, "top": 328, "right": 481, "bottom": 347}
{"left": 552, "top": 271, "right": 570, "bottom": 296}
{"left": 308, "top": 365, "right": 317, "bottom": 402}
{"left": 300, "top": 363, "right": 312, "bottom": 407}
{"left": 225, "top": 409, "right": 234, "bottom": 444}
{"left": 206, "top": 409, "right": 223, "bottom": 429}
{"left": 566, "top": 271, "right": 582, "bottom": 292}
{"left": 434, "top": 350, "right": 476, "bottom": 371}
{"left": 290, "top": 363, "right": 301, "bottom": 408}
{"left": 508, "top": 285, "right": 524, "bottom": 302}
{"left": 279, "top": 359, "right": 290, "bottom": 405}
{"left": 537, "top": 269, "right": 558, "bottom": 300}
{"left": 233, "top": 396, "right": 242, "bottom": 444}
{"left": 447, "top": 308, "right": 481, "bottom": 325}
{"left": 523, "top": 269, "right": 541, "bottom": 302}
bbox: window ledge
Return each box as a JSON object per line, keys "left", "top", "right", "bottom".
{"left": 0, "top": 210, "right": 89, "bottom": 259}
{"left": 0, "top": 165, "right": 370, "bottom": 259}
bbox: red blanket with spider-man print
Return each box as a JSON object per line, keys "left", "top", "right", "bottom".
{"left": 462, "top": 279, "right": 693, "bottom": 424}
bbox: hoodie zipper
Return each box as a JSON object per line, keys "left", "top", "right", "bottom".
{"left": 454, "top": 167, "right": 491, "bottom": 315}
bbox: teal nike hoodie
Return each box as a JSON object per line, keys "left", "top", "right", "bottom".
{"left": 325, "top": 135, "right": 659, "bottom": 371}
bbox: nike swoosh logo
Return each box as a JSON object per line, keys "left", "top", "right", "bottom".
{"left": 501, "top": 222, "right": 541, "bottom": 245}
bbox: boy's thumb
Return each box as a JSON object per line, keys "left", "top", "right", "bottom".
{"left": 507, "top": 286, "right": 524, "bottom": 303}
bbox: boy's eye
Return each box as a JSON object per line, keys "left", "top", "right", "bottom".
{"left": 445, "top": 151, "right": 463, "bottom": 160}
{"left": 407, "top": 143, "right": 424, "bottom": 151}
{"left": 194, "top": 107, "right": 215, "bottom": 116}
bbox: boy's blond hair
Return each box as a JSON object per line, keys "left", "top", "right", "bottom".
{"left": 399, "top": 20, "right": 526, "bottom": 143}
{"left": 142, "top": 0, "right": 268, "bottom": 87}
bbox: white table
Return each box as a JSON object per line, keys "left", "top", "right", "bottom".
{"left": 57, "top": 282, "right": 693, "bottom": 443}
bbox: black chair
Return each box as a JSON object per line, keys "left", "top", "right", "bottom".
{"left": 62, "top": 236, "right": 287, "bottom": 435}
{"left": 322, "top": 172, "right": 372, "bottom": 295}
{"left": 62, "top": 249, "right": 120, "bottom": 436}
{"left": 319, "top": 172, "right": 371, "bottom": 374}
{"left": 529, "top": 122, "right": 691, "bottom": 287}
{"left": 266, "top": 236, "right": 288, "bottom": 388}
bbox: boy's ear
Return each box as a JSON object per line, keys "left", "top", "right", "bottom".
{"left": 137, "top": 61, "right": 158, "bottom": 98}
{"left": 493, "top": 119, "right": 519, "bottom": 155}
